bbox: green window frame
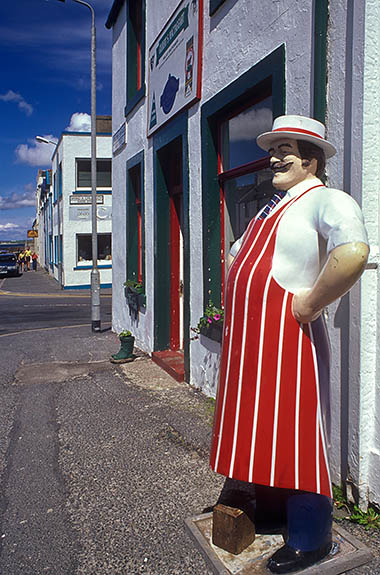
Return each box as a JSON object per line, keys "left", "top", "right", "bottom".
{"left": 125, "top": 0, "right": 146, "bottom": 117}
{"left": 126, "top": 151, "right": 145, "bottom": 287}
{"left": 201, "top": 45, "right": 285, "bottom": 308}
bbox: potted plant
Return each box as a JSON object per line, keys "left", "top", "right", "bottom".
{"left": 110, "top": 330, "right": 136, "bottom": 363}
{"left": 196, "top": 301, "right": 224, "bottom": 343}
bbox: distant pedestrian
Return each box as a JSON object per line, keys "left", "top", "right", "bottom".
{"left": 18, "top": 251, "right": 25, "bottom": 272}
{"left": 32, "top": 252, "right": 38, "bottom": 271}
{"left": 24, "top": 248, "right": 31, "bottom": 271}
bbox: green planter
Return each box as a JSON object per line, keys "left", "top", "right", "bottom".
{"left": 125, "top": 286, "right": 146, "bottom": 312}
{"left": 200, "top": 321, "right": 224, "bottom": 343}
{"left": 110, "top": 335, "right": 135, "bottom": 363}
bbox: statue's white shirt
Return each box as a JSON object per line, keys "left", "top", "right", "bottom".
{"left": 230, "top": 177, "right": 369, "bottom": 293}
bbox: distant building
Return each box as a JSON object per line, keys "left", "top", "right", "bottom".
{"left": 106, "top": 0, "right": 380, "bottom": 509}
{"left": 37, "top": 117, "right": 113, "bottom": 288}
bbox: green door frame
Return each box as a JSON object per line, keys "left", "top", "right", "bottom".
{"left": 153, "top": 112, "right": 190, "bottom": 380}
{"left": 126, "top": 150, "right": 145, "bottom": 287}
{"left": 201, "top": 44, "right": 286, "bottom": 308}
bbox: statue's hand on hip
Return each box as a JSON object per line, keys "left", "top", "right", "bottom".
{"left": 292, "top": 289, "right": 322, "bottom": 324}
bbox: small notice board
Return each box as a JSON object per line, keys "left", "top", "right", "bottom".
{"left": 147, "top": 0, "right": 203, "bottom": 137}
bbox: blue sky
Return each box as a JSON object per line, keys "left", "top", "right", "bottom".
{"left": 0, "top": 0, "right": 113, "bottom": 241}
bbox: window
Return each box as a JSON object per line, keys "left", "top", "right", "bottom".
{"left": 53, "top": 172, "right": 57, "bottom": 203}
{"left": 201, "top": 45, "right": 286, "bottom": 308}
{"left": 219, "top": 96, "right": 275, "bottom": 298}
{"left": 77, "top": 233, "right": 112, "bottom": 263}
{"left": 126, "top": 0, "right": 145, "bottom": 116}
{"left": 54, "top": 235, "right": 58, "bottom": 265}
{"left": 127, "top": 159, "right": 144, "bottom": 284}
{"left": 76, "top": 159, "right": 112, "bottom": 188}
{"left": 58, "top": 162, "right": 62, "bottom": 198}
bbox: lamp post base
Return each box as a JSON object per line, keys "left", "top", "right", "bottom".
{"left": 91, "top": 268, "right": 101, "bottom": 332}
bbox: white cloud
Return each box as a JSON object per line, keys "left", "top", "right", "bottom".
{"left": 229, "top": 106, "right": 273, "bottom": 142}
{"left": 65, "top": 112, "right": 91, "bottom": 132}
{"left": 14, "top": 135, "right": 57, "bottom": 167}
{"left": 0, "top": 223, "right": 20, "bottom": 231}
{"left": 0, "top": 190, "right": 36, "bottom": 210}
{"left": 0, "top": 90, "right": 33, "bottom": 116}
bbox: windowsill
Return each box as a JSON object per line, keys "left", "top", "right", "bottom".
{"left": 124, "top": 86, "right": 146, "bottom": 118}
{"left": 73, "top": 190, "right": 112, "bottom": 195}
{"left": 74, "top": 262, "right": 112, "bottom": 270}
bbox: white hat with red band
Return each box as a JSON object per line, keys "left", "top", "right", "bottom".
{"left": 257, "top": 115, "right": 336, "bottom": 158}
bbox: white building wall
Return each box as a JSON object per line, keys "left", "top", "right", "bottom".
{"left": 360, "top": 0, "right": 380, "bottom": 508}
{"left": 50, "top": 133, "right": 112, "bottom": 288}
{"left": 110, "top": 0, "right": 379, "bottom": 505}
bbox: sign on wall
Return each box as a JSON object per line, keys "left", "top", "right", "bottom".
{"left": 147, "top": 0, "right": 203, "bottom": 137}
{"left": 27, "top": 230, "right": 38, "bottom": 238}
{"left": 112, "top": 122, "right": 127, "bottom": 154}
{"left": 69, "top": 206, "right": 112, "bottom": 221}
{"left": 70, "top": 195, "right": 104, "bottom": 205}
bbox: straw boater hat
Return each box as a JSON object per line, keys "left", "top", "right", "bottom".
{"left": 257, "top": 115, "right": 336, "bottom": 158}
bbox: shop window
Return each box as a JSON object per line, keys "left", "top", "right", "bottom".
{"left": 219, "top": 95, "right": 275, "bottom": 300}
{"left": 127, "top": 157, "right": 144, "bottom": 284}
{"left": 77, "top": 233, "right": 112, "bottom": 263}
{"left": 210, "top": 0, "right": 227, "bottom": 16}
{"left": 76, "top": 159, "right": 112, "bottom": 188}
{"left": 125, "top": 0, "right": 146, "bottom": 116}
{"left": 201, "top": 46, "right": 286, "bottom": 309}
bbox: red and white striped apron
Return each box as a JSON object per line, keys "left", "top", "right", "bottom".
{"left": 210, "top": 185, "right": 332, "bottom": 498}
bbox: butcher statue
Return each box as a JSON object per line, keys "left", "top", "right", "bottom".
{"left": 210, "top": 115, "right": 369, "bottom": 573}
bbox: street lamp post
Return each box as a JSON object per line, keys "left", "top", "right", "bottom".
{"left": 55, "top": 0, "right": 101, "bottom": 332}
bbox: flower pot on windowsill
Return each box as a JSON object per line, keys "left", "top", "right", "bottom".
{"left": 200, "top": 321, "right": 224, "bottom": 343}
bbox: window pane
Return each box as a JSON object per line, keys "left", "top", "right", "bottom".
{"left": 77, "top": 160, "right": 112, "bottom": 188}
{"left": 77, "top": 235, "right": 92, "bottom": 261}
{"left": 98, "top": 234, "right": 112, "bottom": 260}
{"left": 220, "top": 96, "right": 273, "bottom": 172}
{"left": 224, "top": 167, "right": 275, "bottom": 255}
{"left": 77, "top": 160, "right": 91, "bottom": 188}
{"left": 77, "top": 234, "right": 112, "bottom": 262}
{"left": 97, "top": 160, "right": 112, "bottom": 187}
{"left": 128, "top": 164, "right": 142, "bottom": 282}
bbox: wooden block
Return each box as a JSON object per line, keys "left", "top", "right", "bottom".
{"left": 212, "top": 503, "right": 255, "bottom": 555}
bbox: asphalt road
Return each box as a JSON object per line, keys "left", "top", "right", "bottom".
{"left": 0, "top": 269, "right": 223, "bottom": 575}
{"left": 0, "top": 269, "right": 112, "bottom": 336}
{"left": 1, "top": 269, "right": 380, "bottom": 574}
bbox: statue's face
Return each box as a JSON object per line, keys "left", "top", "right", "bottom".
{"left": 268, "top": 139, "right": 313, "bottom": 191}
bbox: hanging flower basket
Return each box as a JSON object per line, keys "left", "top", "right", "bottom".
{"left": 124, "top": 280, "right": 146, "bottom": 311}
{"left": 199, "top": 321, "right": 224, "bottom": 343}
{"left": 195, "top": 300, "right": 224, "bottom": 344}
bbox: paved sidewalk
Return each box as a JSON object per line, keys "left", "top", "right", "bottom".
{"left": 0, "top": 266, "right": 112, "bottom": 296}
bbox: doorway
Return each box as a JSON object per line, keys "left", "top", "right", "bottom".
{"left": 154, "top": 134, "right": 188, "bottom": 381}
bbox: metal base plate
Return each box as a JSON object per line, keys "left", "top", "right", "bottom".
{"left": 185, "top": 513, "right": 373, "bottom": 575}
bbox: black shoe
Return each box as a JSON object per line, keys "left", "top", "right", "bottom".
{"left": 267, "top": 542, "right": 332, "bottom": 573}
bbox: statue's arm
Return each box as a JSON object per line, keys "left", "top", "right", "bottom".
{"left": 292, "top": 241, "right": 369, "bottom": 323}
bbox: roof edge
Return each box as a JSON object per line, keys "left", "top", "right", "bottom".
{"left": 105, "top": 0, "right": 124, "bottom": 29}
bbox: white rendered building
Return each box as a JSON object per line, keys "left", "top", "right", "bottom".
{"left": 106, "top": 0, "right": 380, "bottom": 508}
{"left": 38, "top": 117, "right": 113, "bottom": 289}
